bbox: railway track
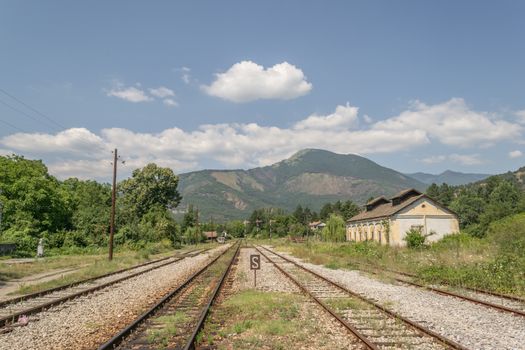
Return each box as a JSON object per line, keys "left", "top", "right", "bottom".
{"left": 98, "top": 242, "right": 240, "bottom": 350}
{"left": 354, "top": 262, "right": 525, "bottom": 317}
{"left": 256, "top": 245, "right": 467, "bottom": 350}
{"left": 0, "top": 247, "right": 209, "bottom": 328}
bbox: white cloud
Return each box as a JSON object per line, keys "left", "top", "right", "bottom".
{"left": 421, "top": 153, "right": 483, "bottom": 166}
{"left": 2, "top": 99, "right": 521, "bottom": 180}
{"left": 294, "top": 103, "right": 359, "bottom": 130}
{"left": 181, "top": 67, "right": 191, "bottom": 84}
{"left": 107, "top": 85, "right": 153, "bottom": 103}
{"left": 163, "top": 98, "right": 178, "bottom": 107}
{"left": 509, "top": 150, "right": 523, "bottom": 158}
{"left": 375, "top": 98, "right": 521, "bottom": 147}
{"left": 421, "top": 155, "right": 447, "bottom": 164}
{"left": 106, "top": 82, "right": 177, "bottom": 106}
{"left": 202, "top": 61, "right": 312, "bottom": 102}
{"left": 516, "top": 110, "right": 525, "bottom": 124}
{"left": 363, "top": 115, "right": 373, "bottom": 123}
{"left": 1, "top": 128, "right": 108, "bottom": 158}
{"left": 449, "top": 153, "right": 483, "bottom": 165}
{"left": 149, "top": 86, "right": 175, "bottom": 98}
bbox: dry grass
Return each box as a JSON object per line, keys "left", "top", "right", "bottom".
{"left": 0, "top": 243, "right": 215, "bottom": 295}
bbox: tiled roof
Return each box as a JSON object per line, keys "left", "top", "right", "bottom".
{"left": 347, "top": 194, "right": 425, "bottom": 223}
{"left": 391, "top": 188, "right": 421, "bottom": 200}
{"left": 204, "top": 231, "right": 218, "bottom": 238}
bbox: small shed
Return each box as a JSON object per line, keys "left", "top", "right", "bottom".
{"left": 203, "top": 231, "right": 218, "bottom": 241}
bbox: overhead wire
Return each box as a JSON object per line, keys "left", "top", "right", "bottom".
{"left": 0, "top": 118, "right": 25, "bottom": 133}
{"left": 0, "top": 98, "right": 60, "bottom": 133}
{"left": 0, "top": 88, "right": 66, "bottom": 130}
{"left": 0, "top": 88, "right": 116, "bottom": 171}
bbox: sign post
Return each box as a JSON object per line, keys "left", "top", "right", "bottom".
{"left": 250, "top": 254, "right": 260, "bottom": 287}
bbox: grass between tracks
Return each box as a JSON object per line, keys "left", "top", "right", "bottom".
{"left": 0, "top": 242, "right": 216, "bottom": 296}
{"left": 262, "top": 213, "right": 525, "bottom": 298}
{"left": 199, "top": 290, "right": 346, "bottom": 349}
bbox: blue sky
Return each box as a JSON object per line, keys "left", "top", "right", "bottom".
{"left": 0, "top": 1, "right": 524, "bottom": 180}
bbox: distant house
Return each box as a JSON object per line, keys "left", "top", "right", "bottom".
{"left": 203, "top": 231, "right": 218, "bottom": 241}
{"left": 346, "top": 188, "right": 459, "bottom": 246}
{"left": 308, "top": 221, "right": 326, "bottom": 230}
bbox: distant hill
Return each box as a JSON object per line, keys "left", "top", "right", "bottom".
{"left": 406, "top": 170, "right": 491, "bottom": 186}
{"left": 472, "top": 166, "right": 525, "bottom": 190}
{"left": 177, "top": 149, "right": 425, "bottom": 221}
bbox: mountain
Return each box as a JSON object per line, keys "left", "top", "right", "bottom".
{"left": 474, "top": 166, "right": 525, "bottom": 190}
{"left": 177, "top": 149, "right": 425, "bottom": 221}
{"left": 406, "top": 170, "right": 491, "bottom": 186}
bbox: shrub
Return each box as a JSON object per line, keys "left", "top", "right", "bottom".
{"left": 404, "top": 228, "right": 427, "bottom": 248}
{"left": 321, "top": 214, "right": 346, "bottom": 242}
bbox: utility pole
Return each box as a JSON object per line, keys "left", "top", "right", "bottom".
{"left": 0, "top": 189, "right": 3, "bottom": 236}
{"left": 109, "top": 148, "right": 118, "bottom": 261}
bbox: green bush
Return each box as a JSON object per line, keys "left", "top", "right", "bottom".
{"left": 403, "top": 228, "right": 427, "bottom": 248}
{"left": 321, "top": 214, "right": 345, "bottom": 242}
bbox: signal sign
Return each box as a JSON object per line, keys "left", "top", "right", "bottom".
{"left": 250, "top": 254, "right": 261, "bottom": 287}
{"left": 250, "top": 254, "right": 260, "bottom": 270}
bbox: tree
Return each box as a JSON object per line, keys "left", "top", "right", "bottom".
{"left": 119, "top": 163, "right": 181, "bottom": 218}
{"left": 341, "top": 200, "right": 360, "bottom": 220}
{"left": 60, "top": 178, "right": 111, "bottom": 246}
{"left": 320, "top": 203, "right": 333, "bottom": 220}
{"left": 0, "top": 155, "right": 70, "bottom": 251}
{"left": 117, "top": 164, "right": 182, "bottom": 245}
{"left": 182, "top": 204, "right": 198, "bottom": 233}
{"left": 321, "top": 214, "right": 346, "bottom": 242}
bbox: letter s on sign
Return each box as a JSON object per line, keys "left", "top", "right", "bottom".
{"left": 250, "top": 254, "right": 260, "bottom": 270}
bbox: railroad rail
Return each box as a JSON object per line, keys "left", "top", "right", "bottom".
{"left": 353, "top": 262, "right": 525, "bottom": 318}
{"left": 0, "top": 248, "right": 209, "bottom": 328}
{"left": 256, "top": 245, "right": 467, "bottom": 350}
{"left": 98, "top": 242, "right": 240, "bottom": 350}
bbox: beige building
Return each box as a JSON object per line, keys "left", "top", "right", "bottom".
{"left": 346, "top": 189, "right": 459, "bottom": 246}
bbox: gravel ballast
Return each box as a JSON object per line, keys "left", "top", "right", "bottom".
{"left": 0, "top": 245, "right": 230, "bottom": 350}
{"left": 270, "top": 246, "right": 525, "bottom": 350}
{"left": 203, "top": 247, "right": 362, "bottom": 349}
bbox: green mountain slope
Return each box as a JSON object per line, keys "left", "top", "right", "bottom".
{"left": 406, "top": 170, "right": 491, "bottom": 186}
{"left": 177, "top": 149, "right": 426, "bottom": 221}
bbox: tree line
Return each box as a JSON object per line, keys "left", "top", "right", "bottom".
{"left": 426, "top": 176, "right": 525, "bottom": 237}
{"left": 2, "top": 154, "right": 523, "bottom": 253}
{"left": 0, "top": 155, "right": 182, "bottom": 254}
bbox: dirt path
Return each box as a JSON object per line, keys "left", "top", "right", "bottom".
{"left": 0, "top": 266, "right": 82, "bottom": 300}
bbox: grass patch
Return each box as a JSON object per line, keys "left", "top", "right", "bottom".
{"left": 0, "top": 242, "right": 215, "bottom": 295}
{"left": 252, "top": 217, "right": 524, "bottom": 298}
{"left": 147, "top": 311, "right": 189, "bottom": 346}
{"left": 200, "top": 290, "right": 339, "bottom": 349}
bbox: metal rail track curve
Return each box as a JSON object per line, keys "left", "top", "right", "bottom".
{"left": 256, "top": 245, "right": 468, "bottom": 350}
{"left": 97, "top": 242, "right": 240, "bottom": 350}
{"left": 0, "top": 248, "right": 209, "bottom": 328}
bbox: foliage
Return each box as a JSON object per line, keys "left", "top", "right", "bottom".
{"left": 319, "top": 200, "right": 360, "bottom": 221}
{"left": 0, "top": 155, "right": 70, "bottom": 252}
{"left": 428, "top": 177, "right": 525, "bottom": 237}
{"left": 181, "top": 204, "right": 198, "bottom": 233}
{"left": 119, "top": 163, "right": 181, "bottom": 218}
{"left": 0, "top": 155, "right": 183, "bottom": 254}
{"left": 178, "top": 149, "right": 423, "bottom": 222}
{"left": 403, "top": 228, "right": 427, "bottom": 248}
{"left": 183, "top": 226, "right": 204, "bottom": 244}
{"left": 321, "top": 214, "right": 346, "bottom": 242}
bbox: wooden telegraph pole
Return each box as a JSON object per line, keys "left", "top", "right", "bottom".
{"left": 109, "top": 148, "right": 118, "bottom": 261}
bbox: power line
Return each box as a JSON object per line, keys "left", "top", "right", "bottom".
{"left": 0, "top": 88, "right": 66, "bottom": 130}
{"left": 0, "top": 118, "right": 25, "bottom": 133}
{"left": 0, "top": 98, "right": 59, "bottom": 132}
